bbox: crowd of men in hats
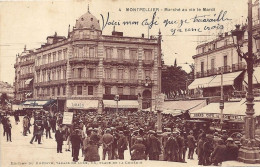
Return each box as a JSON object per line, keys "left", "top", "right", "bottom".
{"left": 1, "top": 115, "right": 12, "bottom": 142}
{"left": 1, "top": 109, "right": 243, "bottom": 165}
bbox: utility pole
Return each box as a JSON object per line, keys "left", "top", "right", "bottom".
{"left": 220, "top": 67, "right": 224, "bottom": 127}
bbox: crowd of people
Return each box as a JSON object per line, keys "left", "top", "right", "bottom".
{"left": 0, "top": 109, "right": 244, "bottom": 166}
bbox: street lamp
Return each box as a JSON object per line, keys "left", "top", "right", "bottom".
{"left": 114, "top": 94, "right": 120, "bottom": 114}
{"left": 231, "top": 0, "right": 260, "bottom": 163}
{"left": 145, "top": 76, "right": 152, "bottom": 113}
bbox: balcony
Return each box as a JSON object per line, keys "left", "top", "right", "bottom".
{"left": 103, "top": 78, "right": 139, "bottom": 86}
{"left": 141, "top": 79, "right": 154, "bottom": 87}
{"left": 35, "top": 60, "right": 67, "bottom": 71}
{"left": 68, "top": 77, "right": 99, "bottom": 85}
{"left": 232, "top": 62, "right": 247, "bottom": 72}
{"left": 20, "top": 73, "right": 34, "bottom": 79}
{"left": 18, "top": 87, "right": 32, "bottom": 92}
{"left": 142, "top": 60, "right": 154, "bottom": 67}
{"left": 206, "top": 68, "right": 218, "bottom": 76}
{"left": 219, "top": 65, "right": 231, "bottom": 73}
{"left": 103, "top": 94, "right": 138, "bottom": 100}
{"left": 20, "top": 59, "right": 34, "bottom": 67}
{"left": 34, "top": 79, "right": 66, "bottom": 87}
{"left": 69, "top": 57, "right": 99, "bottom": 64}
{"left": 103, "top": 58, "right": 138, "bottom": 66}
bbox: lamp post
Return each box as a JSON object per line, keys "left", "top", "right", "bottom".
{"left": 114, "top": 94, "right": 120, "bottom": 115}
{"left": 145, "top": 76, "right": 152, "bottom": 113}
{"left": 231, "top": 0, "right": 260, "bottom": 163}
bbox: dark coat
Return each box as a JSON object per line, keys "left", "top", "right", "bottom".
{"left": 131, "top": 143, "right": 146, "bottom": 160}
{"left": 165, "top": 137, "right": 179, "bottom": 153}
{"left": 147, "top": 135, "right": 161, "bottom": 154}
{"left": 187, "top": 134, "right": 196, "bottom": 148}
{"left": 117, "top": 134, "right": 128, "bottom": 150}
{"left": 211, "top": 144, "right": 227, "bottom": 163}
{"left": 55, "top": 130, "right": 64, "bottom": 143}
{"left": 225, "top": 143, "right": 239, "bottom": 160}
{"left": 71, "top": 134, "right": 82, "bottom": 148}
{"left": 85, "top": 144, "right": 100, "bottom": 161}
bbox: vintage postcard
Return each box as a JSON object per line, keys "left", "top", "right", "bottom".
{"left": 0, "top": 0, "right": 260, "bottom": 167}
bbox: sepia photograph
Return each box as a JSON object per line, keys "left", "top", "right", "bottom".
{"left": 0, "top": 0, "right": 260, "bottom": 166}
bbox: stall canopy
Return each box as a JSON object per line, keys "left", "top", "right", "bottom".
{"left": 208, "top": 71, "right": 243, "bottom": 88}
{"left": 162, "top": 100, "right": 207, "bottom": 112}
{"left": 103, "top": 100, "right": 139, "bottom": 108}
{"left": 66, "top": 100, "right": 98, "bottom": 110}
{"left": 12, "top": 104, "right": 23, "bottom": 111}
{"left": 188, "top": 76, "right": 215, "bottom": 89}
{"left": 22, "top": 99, "right": 56, "bottom": 109}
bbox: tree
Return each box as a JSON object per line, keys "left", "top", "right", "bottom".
{"left": 161, "top": 65, "right": 188, "bottom": 98}
{"left": 0, "top": 93, "right": 8, "bottom": 109}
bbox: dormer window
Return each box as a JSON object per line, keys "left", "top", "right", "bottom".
{"left": 81, "top": 18, "right": 84, "bottom": 21}
{"left": 91, "top": 18, "right": 93, "bottom": 21}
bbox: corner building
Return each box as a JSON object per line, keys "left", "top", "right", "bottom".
{"left": 33, "top": 10, "right": 162, "bottom": 113}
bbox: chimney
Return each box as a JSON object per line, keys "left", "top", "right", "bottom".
{"left": 142, "top": 34, "right": 144, "bottom": 38}
{"left": 24, "top": 45, "right": 26, "bottom": 51}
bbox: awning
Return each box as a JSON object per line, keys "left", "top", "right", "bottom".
{"left": 25, "top": 92, "right": 32, "bottom": 97}
{"left": 12, "top": 104, "right": 23, "bottom": 111}
{"left": 189, "top": 99, "right": 257, "bottom": 120}
{"left": 67, "top": 100, "right": 98, "bottom": 109}
{"left": 22, "top": 100, "right": 50, "bottom": 109}
{"left": 188, "top": 76, "right": 215, "bottom": 89}
{"left": 103, "top": 100, "right": 139, "bottom": 108}
{"left": 208, "top": 71, "right": 243, "bottom": 88}
{"left": 25, "top": 78, "right": 33, "bottom": 85}
{"left": 161, "top": 100, "right": 207, "bottom": 112}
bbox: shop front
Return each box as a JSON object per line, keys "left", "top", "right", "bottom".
{"left": 66, "top": 99, "right": 100, "bottom": 114}
{"left": 103, "top": 100, "right": 139, "bottom": 114}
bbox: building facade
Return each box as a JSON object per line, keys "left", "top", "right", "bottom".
{"left": 14, "top": 46, "right": 35, "bottom": 102}
{"left": 14, "top": 10, "right": 162, "bottom": 113}
{"left": 189, "top": 0, "right": 260, "bottom": 99}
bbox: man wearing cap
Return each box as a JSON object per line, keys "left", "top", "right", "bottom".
{"left": 101, "top": 128, "right": 114, "bottom": 160}
{"left": 187, "top": 130, "right": 196, "bottom": 160}
{"left": 225, "top": 137, "right": 239, "bottom": 161}
{"left": 117, "top": 131, "right": 128, "bottom": 160}
{"left": 55, "top": 125, "right": 64, "bottom": 153}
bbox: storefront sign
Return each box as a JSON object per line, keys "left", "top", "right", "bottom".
{"left": 66, "top": 100, "right": 98, "bottom": 109}
{"left": 155, "top": 93, "right": 165, "bottom": 111}
{"left": 62, "top": 112, "right": 73, "bottom": 124}
{"left": 191, "top": 113, "right": 244, "bottom": 120}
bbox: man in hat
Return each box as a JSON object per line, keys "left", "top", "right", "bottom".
{"left": 71, "top": 129, "right": 82, "bottom": 162}
{"left": 23, "top": 116, "right": 29, "bottom": 136}
{"left": 225, "top": 137, "right": 239, "bottom": 160}
{"left": 211, "top": 139, "right": 227, "bottom": 166}
{"left": 6, "top": 118, "right": 12, "bottom": 142}
{"left": 187, "top": 130, "right": 196, "bottom": 160}
{"left": 117, "top": 131, "right": 128, "bottom": 160}
{"left": 101, "top": 128, "right": 114, "bottom": 160}
{"left": 55, "top": 125, "right": 64, "bottom": 153}
{"left": 165, "top": 132, "right": 179, "bottom": 161}
{"left": 147, "top": 131, "right": 161, "bottom": 160}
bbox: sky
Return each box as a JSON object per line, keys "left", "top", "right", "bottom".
{"left": 0, "top": 0, "right": 248, "bottom": 85}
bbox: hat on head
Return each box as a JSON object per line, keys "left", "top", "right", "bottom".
{"left": 227, "top": 137, "right": 233, "bottom": 141}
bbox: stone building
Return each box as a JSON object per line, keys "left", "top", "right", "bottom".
{"left": 14, "top": 9, "right": 162, "bottom": 113}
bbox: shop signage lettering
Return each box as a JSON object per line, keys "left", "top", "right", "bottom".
{"left": 71, "top": 103, "right": 85, "bottom": 108}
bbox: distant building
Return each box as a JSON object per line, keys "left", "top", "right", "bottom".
{"left": 189, "top": 0, "right": 260, "bottom": 99}
{"left": 0, "top": 81, "right": 14, "bottom": 98}
{"left": 14, "top": 9, "right": 162, "bottom": 113}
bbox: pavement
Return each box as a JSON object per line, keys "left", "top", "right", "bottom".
{"left": 0, "top": 116, "right": 259, "bottom": 167}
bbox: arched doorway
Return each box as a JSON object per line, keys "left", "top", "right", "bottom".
{"left": 142, "top": 89, "right": 151, "bottom": 109}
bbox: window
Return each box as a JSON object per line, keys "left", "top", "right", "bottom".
{"left": 105, "top": 87, "right": 111, "bottom": 95}
{"left": 130, "top": 87, "right": 135, "bottom": 95}
{"left": 201, "top": 62, "right": 204, "bottom": 75}
{"left": 52, "top": 88, "right": 55, "bottom": 96}
{"left": 71, "top": 86, "right": 74, "bottom": 95}
{"left": 118, "top": 87, "right": 123, "bottom": 95}
{"left": 89, "top": 69, "right": 95, "bottom": 78}
{"left": 145, "top": 70, "right": 150, "bottom": 78}
{"left": 78, "top": 68, "right": 83, "bottom": 78}
{"left": 105, "top": 68, "right": 112, "bottom": 79}
{"left": 224, "top": 56, "right": 228, "bottom": 67}
{"left": 118, "top": 69, "right": 123, "bottom": 79}
{"left": 47, "top": 88, "right": 50, "bottom": 96}
{"left": 57, "top": 87, "right": 60, "bottom": 96}
{"left": 78, "top": 47, "right": 83, "bottom": 57}
{"left": 48, "top": 54, "right": 51, "bottom": 63}
{"left": 211, "top": 59, "right": 215, "bottom": 70}
{"left": 130, "top": 50, "right": 137, "bottom": 60}
{"left": 42, "top": 88, "right": 45, "bottom": 95}
{"left": 106, "top": 48, "right": 112, "bottom": 59}
{"left": 43, "top": 55, "right": 47, "bottom": 64}
{"left": 63, "top": 69, "right": 66, "bottom": 79}
{"left": 88, "top": 86, "right": 93, "bottom": 95}
{"left": 63, "top": 49, "right": 67, "bottom": 59}
{"left": 89, "top": 48, "right": 94, "bottom": 58}
{"left": 53, "top": 52, "right": 56, "bottom": 62}
{"left": 118, "top": 49, "right": 124, "bottom": 60}
{"left": 57, "top": 70, "right": 61, "bottom": 80}
{"left": 144, "top": 50, "right": 152, "bottom": 60}
{"left": 58, "top": 51, "right": 62, "bottom": 60}
{"left": 72, "top": 69, "right": 76, "bottom": 78}
{"left": 77, "top": 86, "right": 82, "bottom": 95}
{"left": 63, "top": 86, "right": 66, "bottom": 95}
{"left": 130, "top": 69, "right": 136, "bottom": 79}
